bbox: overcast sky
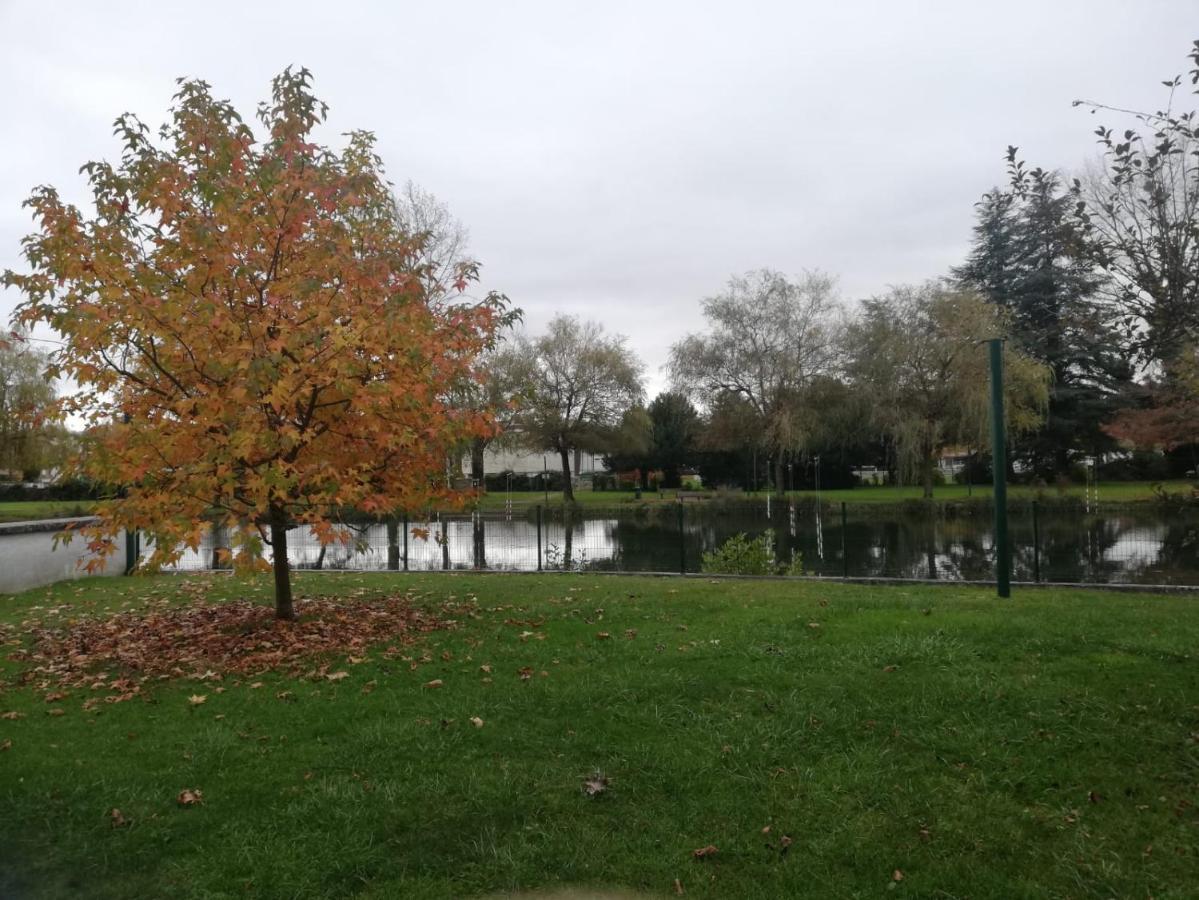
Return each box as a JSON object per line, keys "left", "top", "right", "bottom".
{"left": 1, "top": 0, "right": 1194, "bottom": 395}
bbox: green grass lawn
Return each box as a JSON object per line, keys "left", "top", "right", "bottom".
{"left": 475, "top": 480, "right": 1195, "bottom": 509}
{"left": 1, "top": 573, "right": 1197, "bottom": 898}
{"left": 0, "top": 480, "right": 1189, "bottom": 523}
{"left": 0, "top": 499, "right": 96, "bottom": 523}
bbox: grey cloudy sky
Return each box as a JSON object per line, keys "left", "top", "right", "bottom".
{"left": 1, "top": 0, "right": 1194, "bottom": 395}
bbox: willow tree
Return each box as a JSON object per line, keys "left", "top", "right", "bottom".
{"left": 844, "top": 284, "right": 1049, "bottom": 498}
{"left": 3, "top": 70, "right": 507, "bottom": 618}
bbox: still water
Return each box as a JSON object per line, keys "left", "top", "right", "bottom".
{"left": 163, "top": 502, "right": 1199, "bottom": 586}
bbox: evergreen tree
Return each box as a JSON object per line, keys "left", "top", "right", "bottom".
{"left": 955, "top": 165, "right": 1132, "bottom": 477}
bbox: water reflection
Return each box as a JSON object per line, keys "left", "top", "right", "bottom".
{"left": 158, "top": 504, "right": 1199, "bottom": 586}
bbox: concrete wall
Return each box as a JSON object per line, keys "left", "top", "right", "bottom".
{"left": 0, "top": 518, "right": 124, "bottom": 595}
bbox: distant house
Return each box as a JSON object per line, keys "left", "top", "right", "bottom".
{"left": 459, "top": 446, "right": 604, "bottom": 481}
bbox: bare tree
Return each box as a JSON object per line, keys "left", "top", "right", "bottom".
{"left": 502, "top": 315, "right": 644, "bottom": 502}
{"left": 668, "top": 269, "right": 839, "bottom": 493}
{"left": 391, "top": 180, "right": 472, "bottom": 298}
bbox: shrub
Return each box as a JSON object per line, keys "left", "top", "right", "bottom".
{"left": 701, "top": 532, "right": 802, "bottom": 576}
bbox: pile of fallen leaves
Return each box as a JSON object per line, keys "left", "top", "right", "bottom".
{"left": 7, "top": 595, "right": 454, "bottom": 690}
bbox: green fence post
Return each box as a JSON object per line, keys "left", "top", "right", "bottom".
{"left": 124, "top": 529, "right": 138, "bottom": 575}
{"left": 988, "top": 338, "right": 1011, "bottom": 598}
{"left": 440, "top": 518, "right": 449, "bottom": 570}
{"left": 678, "top": 502, "right": 686, "bottom": 574}
{"left": 1032, "top": 500, "right": 1041, "bottom": 583}
{"left": 403, "top": 514, "right": 409, "bottom": 571}
{"left": 841, "top": 501, "right": 848, "bottom": 579}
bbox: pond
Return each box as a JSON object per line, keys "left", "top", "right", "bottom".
{"left": 157, "top": 501, "right": 1199, "bottom": 586}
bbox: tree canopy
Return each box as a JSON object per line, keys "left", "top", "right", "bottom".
{"left": 3, "top": 69, "right": 508, "bottom": 617}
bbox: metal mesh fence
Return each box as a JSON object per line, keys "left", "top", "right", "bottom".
{"left": 139, "top": 499, "right": 1199, "bottom": 587}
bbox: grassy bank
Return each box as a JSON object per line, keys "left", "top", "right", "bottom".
{"left": 473, "top": 480, "right": 1194, "bottom": 510}
{"left": 0, "top": 480, "right": 1189, "bottom": 524}
{"left": 0, "top": 499, "right": 97, "bottom": 523}
{"left": 1, "top": 573, "right": 1197, "bottom": 898}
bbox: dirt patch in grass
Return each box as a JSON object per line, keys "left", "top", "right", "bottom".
{"left": 6, "top": 595, "right": 455, "bottom": 690}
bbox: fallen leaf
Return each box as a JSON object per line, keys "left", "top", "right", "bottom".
{"left": 692, "top": 845, "right": 718, "bottom": 860}
{"left": 673, "top": 878, "right": 684, "bottom": 895}
{"left": 325, "top": 671, "right": 349, "bottom": 682}
{"left": 882, "top": 665, "right": 897, "bottom": 673}
{"left": 249, "top": 682, "right": 264, "bottom": 689}
{"left": 0, "top": 739, "right": 11, "bottom": 751}
{"left": 892, "top": 869, "right": 904, "bottom": 882}
{"left": 176, "top": 788, "right": 203, "bottom": 806}
{"left": 188, "top": 694, "right": 207, "bottom": 706}
{"left": 423, "top": 679, "right": 444, "bottom": 689}
{"left": 806, "top": 622, "right": 821, "bottom": 630}
{"left": 518, "top": 666, "right": 533, "bottom": 681}
{"left": 595, "top": 632, "right": 611, "bottom": 640}
{"left": 0, "top": 712, "right": 25, "bottom": 720}
{"left": 582, "top": 771, "right": 610, "bottom": 796}
{"left": 47, "top": 708, "right": 65, "bottom": 717}
{"left": 469, "top": 716, "right": 484, "bottom": 728}
{"left": 109, "top": 808, "right": 128, "bottom": 828}
{"left": 44, "top": 691, "right": 67, "bottom": 703}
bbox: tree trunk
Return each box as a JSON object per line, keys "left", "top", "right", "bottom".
{"left": 559, "top": 444, "right": 575, "bottom": 503}
{"left": 921, "top": 454, "right": 935, "bottom": 500}
{"left": 268, "top": 506, "right": 295, "bottom": 621}
{"left": 470, "top": 438, "right": 486, "bottom": 485}
{"left": 387, "top": 517, "right": 400, "bottom": 570}
{"left": 775, "top": 456, "right": 786, "bottom": 496}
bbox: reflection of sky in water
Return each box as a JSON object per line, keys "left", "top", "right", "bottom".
{"left": 124, "top": 507, "right": 1199, "bottom": 585}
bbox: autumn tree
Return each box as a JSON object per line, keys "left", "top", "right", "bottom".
{"left": 844, "top": 284, "right": 1049, "bottom": 498}
{"left": 500, "top": 315, "right": 644, "bottom": 503}
{"left": 2, "top": 70, "right": 507, "bottom": 619}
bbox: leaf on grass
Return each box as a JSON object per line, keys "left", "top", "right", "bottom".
{"left": 423, "top": 679, "right": 443, "bottom": 689}
{"left": 0, "top": 712, "right": 25, "bottom": 720}
{"left": 480, "top": 664, "right": 492, "bottom": 674}
{"left": 673, "top": 878, "right": 684, "bottom": 895}
{"left": 0, "top": 739, "right": 11, "bottom": 751}
{"left": 891, "top": 869, "right": 904, "bottom": 882}
{"left": 582, "top": 771, "right": 610, "bottom": 796}
{"left": 518, "top": 666, "right": 533, "bottom": 681}
{"left": 806, "top": 622, "right": 821, "bottom": 630}
{"left": 109, "top": 808, "right": 128, "bottom": 828}
{"left": 47, "top": 708, "right": 65, "bottom": 717}
{"left": 692, "top": 845, "right": 718, "bottom": 860}
{"left": 188, "top": 695, "right": 207, "bottom": 706}
{"left": 44, "top": 691, "right": 67, "bottom": 703}
{"left": 469, "top": 716, "right": 484, "bottom": 728}
{"left": 882, "top": 665, "right": 897, "bottom": 673}
{"left": 595, "top": 632, "right": 611, "bottom": 640}
{"left": 176, "top": 788, "right": 203, "bottom": 806}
